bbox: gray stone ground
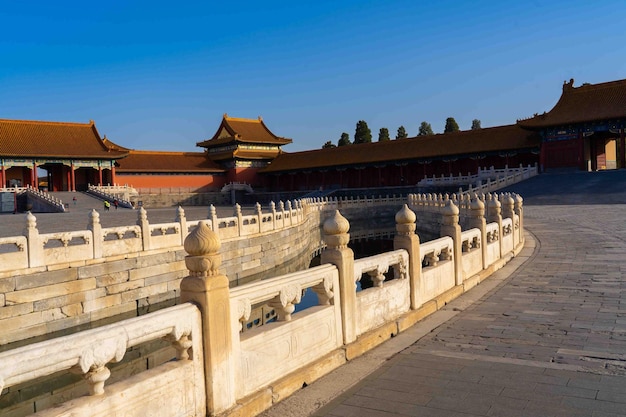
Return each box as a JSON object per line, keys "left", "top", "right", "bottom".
{"left": 261, "top": 170, "right": 626, "bottom": 417}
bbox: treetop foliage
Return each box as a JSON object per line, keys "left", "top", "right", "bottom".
{"left": 418, "top": 121, "right": 434, "bottom": 136}
{"left": 444, "top": 117, "right": 460, "bottom": 133}
{"left": 396, "top": 125, "right": 408, "bottom": 139}
{"left": 378, "top": 127, "right": 390, "bottom": 142}
{"left": 354, "top": 120, "right": 372, "bottom": 144}
{"left": 338, "top": 132, "right": 351, "bottom": 146}
{"left": 471, "top": 119, "right": 482, "bottom": 130}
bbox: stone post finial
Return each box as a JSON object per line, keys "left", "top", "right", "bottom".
{"left": 138, "top": 206, "right": 147, "bottom": 222}
{"left": 395, "top": 204, "right": 416, "bottom": 236}
{"left": 502, "top": 194, "right": 515, "bottom": 219}
{"left": 234, "top": 203, "right": 241, "bottom": 216}
{"left": 89, "top": 209, "right": 100, "bottom": 225}
{"left": 488, "top": 195, "right": 501, "bottom": 220}
{"left": 442, "top": 200, "right": 460, "bottom": 226}
{"left": 323, "top": 210, "right": 350, "bottom": 249}
{"left": 255, "top": 202, "right": 262, "bottom": 215}
{"left": 184, "top": 221, "right": 222, "bottom": 277}
{"left": 25, "top": 211, "right": 37, "bottom": 230}
{"left": 470, "top": 196, "right": 485, "bottom": 218}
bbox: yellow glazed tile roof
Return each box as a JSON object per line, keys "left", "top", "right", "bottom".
{"left": 197, "top": 114, "right": 292, "bottom": 147}
{"left": 0, "top": 119, "right": 128, "bottom": 159}
{"left": 261, "top": 124, "right": 540, "bottom": 173}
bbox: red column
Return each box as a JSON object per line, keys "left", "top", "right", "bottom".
{"left": 1, "top": 164, "right": 5, "bottom": 188}
{"left": 71, "top": 163, "right": 76, "bottom": 192}
{"left": 98, "top": 166, "right": 103, "bottom": 186}
{"left": 111, "top": 165, "right": 116, "bottom": 185}
{"left": 31, "top": 162, "right": 37, "bottom": 189}
{"left": 539, "top": 141, "right": 546, "bottom": 172}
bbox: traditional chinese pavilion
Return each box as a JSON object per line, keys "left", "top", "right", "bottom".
{"left": 0, "top": 119, "right": 127, "bottom": 191}
{"left": 197, "top": 114, "right": 292, "bottom": 186}
{"left": 518, "top": 78, "right": 626, "bottom": 171}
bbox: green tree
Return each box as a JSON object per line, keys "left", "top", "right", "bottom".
{"left": 471, "top": 119, "right": 482, "bottom": 130}
{"left": 418, "top": 121, "right": 434, "bottom": 136}
{"left": 354, "top": 120, "right": 372, "bottom": 144}
{"left": 338, "top": 132, "right": 351, "bottom": 146}
{"left": 396, "top": 125, "right": 408, "bottom": 139}
{"left": 378, "top": 127, "right": 390, "bottom": 142}
{"left": 444, "top": 117, "right": 460, "bottom": 133}
{"left": 322, "top": 140, "right": 336, "bottom": 149}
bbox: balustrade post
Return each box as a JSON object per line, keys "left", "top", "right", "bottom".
{"left": 137, "top": 207, "right": 151, "bottom": 251}
{"left": 207, "top": 204, "right": 217, "bottom": 232}
{"left": 176, "top": 206, "right": 187, "bottom": 245}
{"left": 287, "top": 200, "right": 293, "bottom": 225}
{"left": 89, "top": 209, "right": 103, "bottom": 259}
{"left": 502, "top": 194, "right": 515, "bottom": 221}
{"left": 23, "top": 211, "right": 43, "bottom": 268}
{"left": 180, "top": 221, "right": 236, "bottom": 415}
{"left": 440, "top": 200, "right": 463, "bottom": 286}
{"left": 514, "top": 194, "right": 524, "bottom": 243}
{"left": 270, "top": 201, "right": 277, "bottom": 229}
{"left": 488, "top": 196, "right": 503, "bottom": 259}
{"left": 255, "top": 202, "right": 263, "bottom": 233}
{"left": 393, "top": 205, "right": 422, "bottom": 309}
{"left": 321, "top": 210, "right": 356, "bottom": 344}
{"left": 234, "top": 203, "right": 243, "bottom": 236}
{"left": 468, "top": 197, "right": 487, "bottom": 269}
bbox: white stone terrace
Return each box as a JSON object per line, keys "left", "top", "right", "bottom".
{"left": 0, "top": 191, "right": 524, "bottom": 417}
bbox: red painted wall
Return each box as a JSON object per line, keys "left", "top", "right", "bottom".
{"left": 116, "top": 174, "right": 225, "bottom": 191}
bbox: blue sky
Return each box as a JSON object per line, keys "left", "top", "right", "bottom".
{"left": 1, "top": 1, "right": 625, "bottom": 152}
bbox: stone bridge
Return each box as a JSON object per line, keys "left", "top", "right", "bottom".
{"left": 0, "top": 188, "right": 525, "bottom": 416}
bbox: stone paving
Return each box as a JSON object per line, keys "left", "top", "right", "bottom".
{"left": 266, "top": 170, "right": 626, "bottom": 417}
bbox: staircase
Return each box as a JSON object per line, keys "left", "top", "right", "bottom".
{"left": 50, "top": 192, "right": 121, "bottom": 212}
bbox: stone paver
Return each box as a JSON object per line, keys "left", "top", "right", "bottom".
{"left": 264, "top": 170, "right": 626, "bottom": 417}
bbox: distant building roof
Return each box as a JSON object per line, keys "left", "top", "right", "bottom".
{"left": 116, "top": 150, "right": 224, "bottom": 173}
{"left": 0, "top": 119, "right": 128, "bottom": 159}
{"left": 197, "top": 114, "right": 292, "bottom": 148}
{"left": 261, "top": 124, "right": 540, "bottom": 173}
{"left": 518, "top": 78, "right": 626, "bottom": 128}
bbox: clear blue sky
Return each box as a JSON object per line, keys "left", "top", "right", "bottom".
{"left": 1, "top": 1, "right": 625, "bottom": 152}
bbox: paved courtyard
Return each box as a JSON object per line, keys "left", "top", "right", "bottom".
{"left": 263, "top": 170, "right": 626, "bottom": 417}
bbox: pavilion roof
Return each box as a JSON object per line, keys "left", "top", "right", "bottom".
{"left": 115, "top": 150, "right": 224, "bottom": 173}
{"left": 197, "top": 114, "right": 292, "bottom": 148}
{"left": 518, "top": 78, "right": 626, "bottom": 129}
{"left": 0, "top": 119, "right": 128, "bottom": 159}
{"left": 260, "top": 124, "right": 540, "bottom": 173}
